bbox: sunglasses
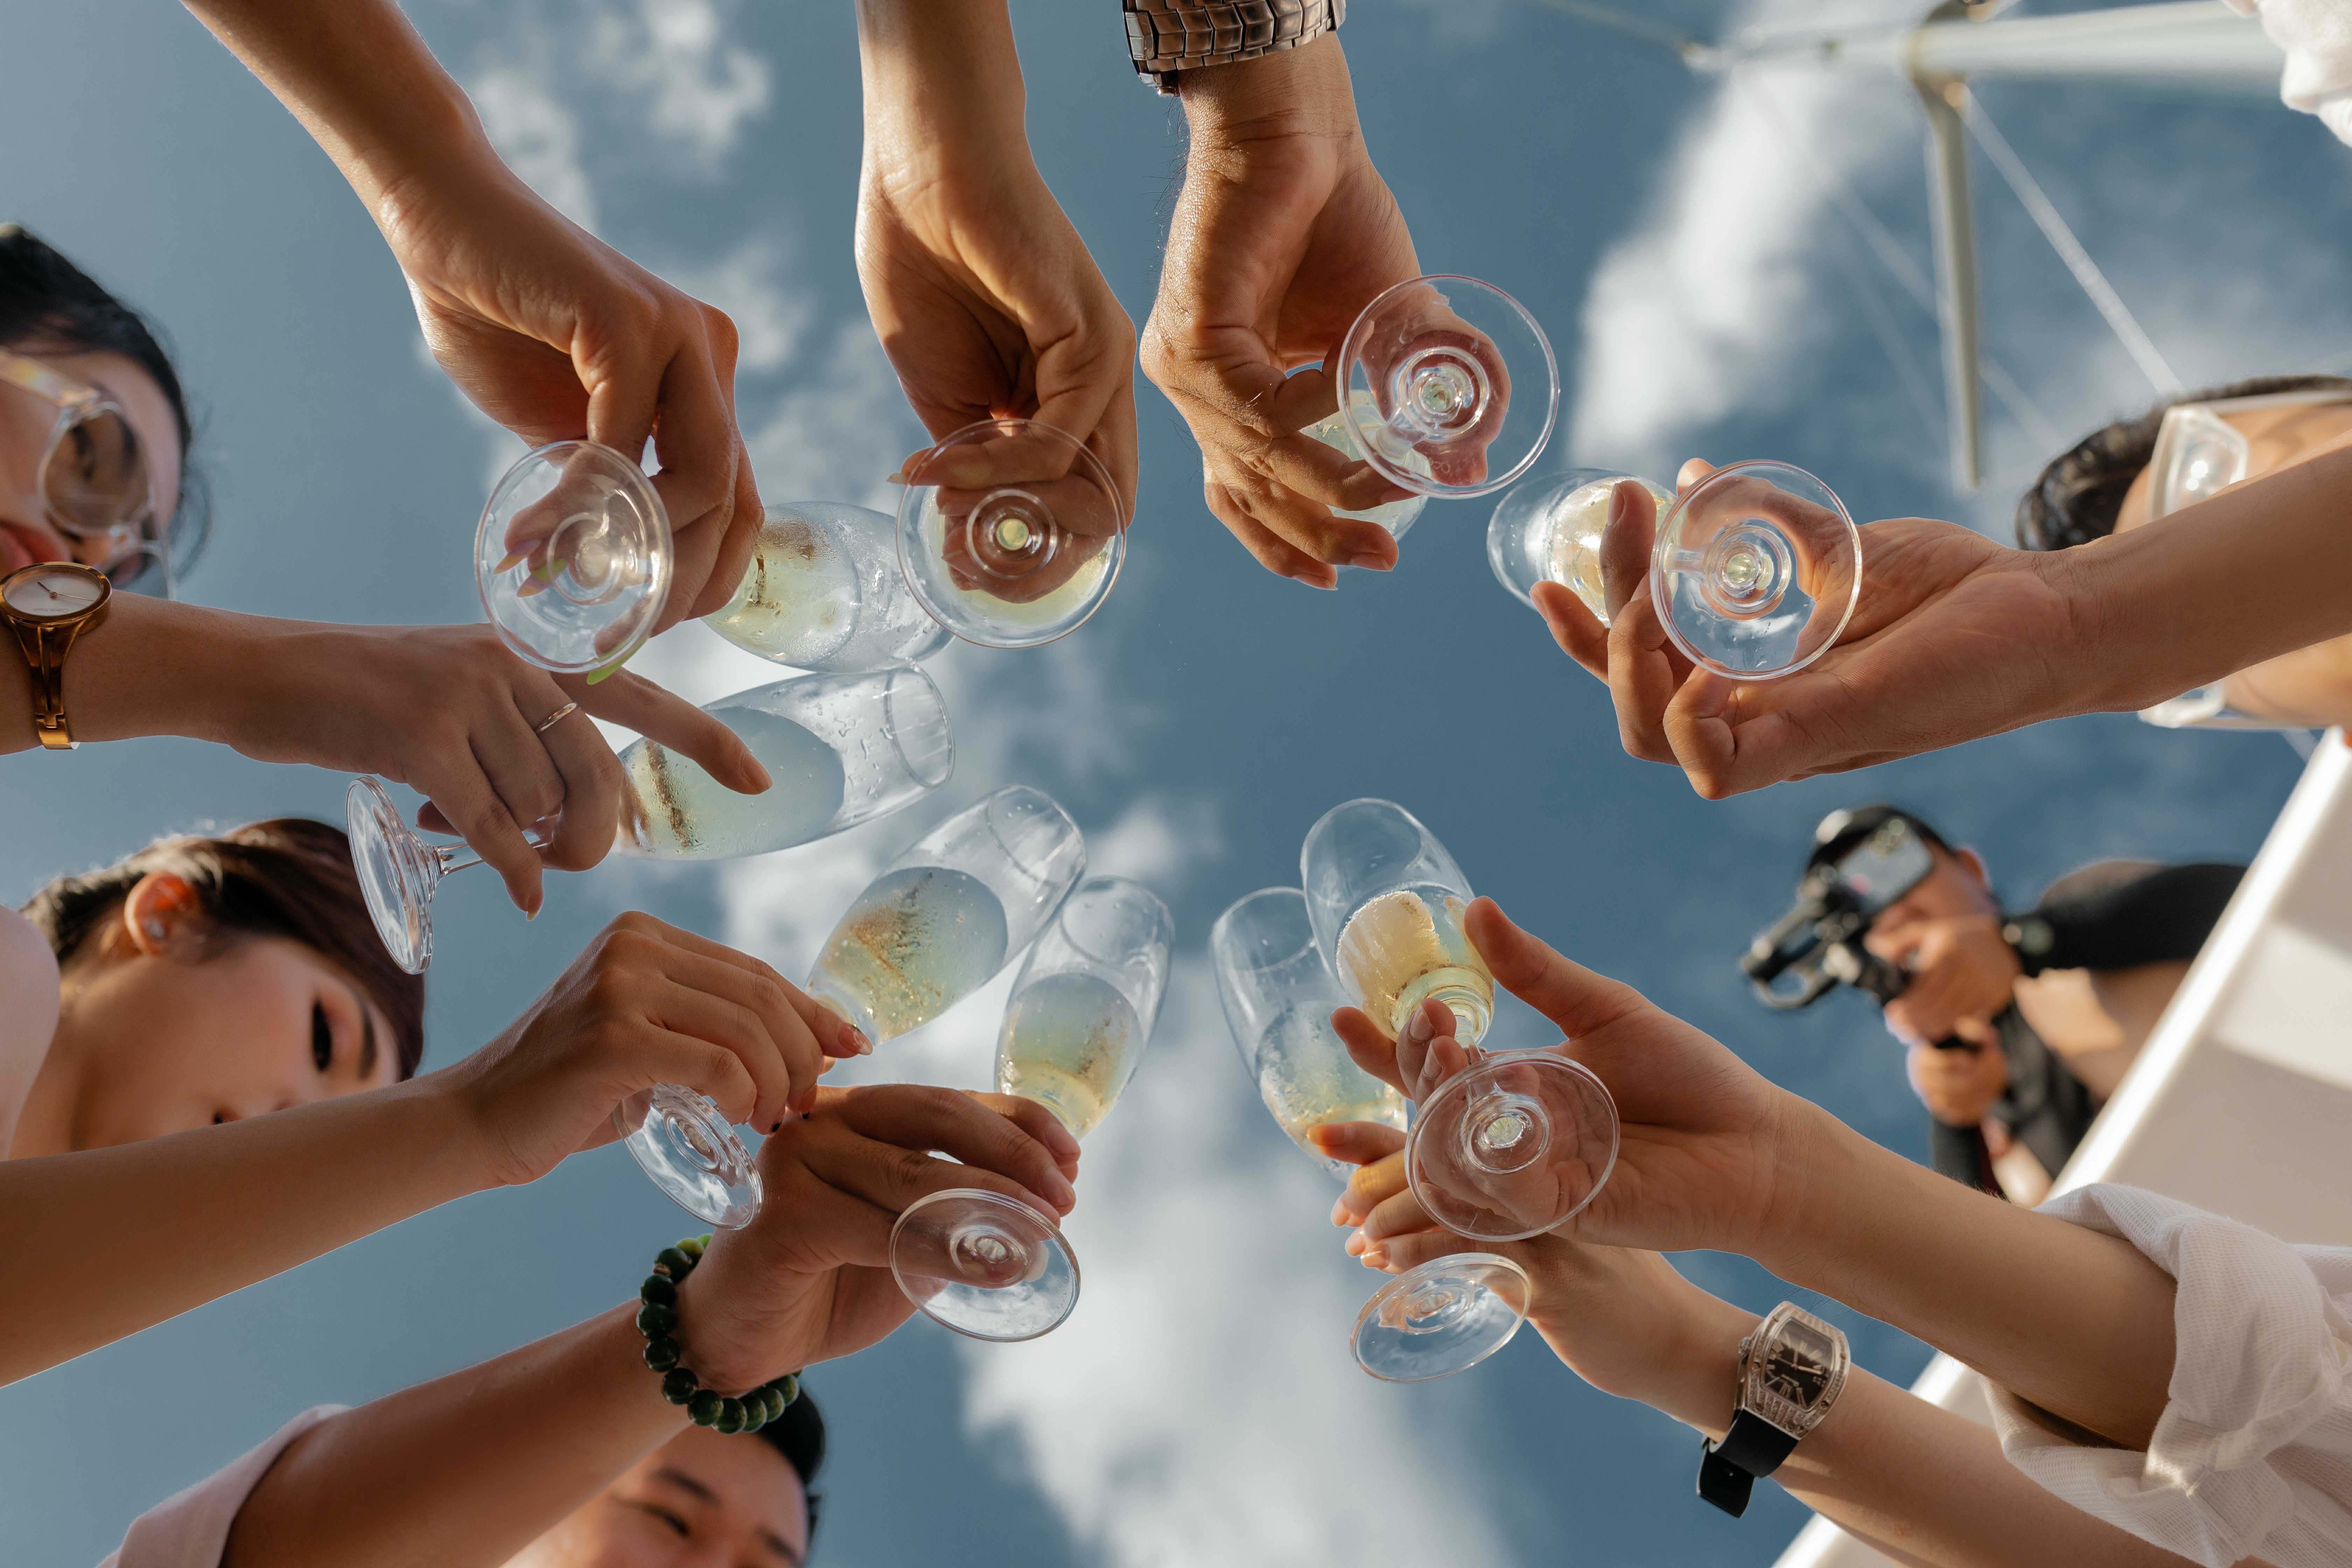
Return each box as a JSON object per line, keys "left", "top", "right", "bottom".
{"left": 0, "top": 348, "right": 200, "bottom": 595}
{"left": 2146, "top": 387, "right": 2352, "bottom": 524}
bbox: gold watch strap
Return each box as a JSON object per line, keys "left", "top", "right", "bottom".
{"left": 7, "top": 614, "right": 86, "bottom": 750}
{"left": 1123, "top": 0, "right": 1345, "bottom": 94}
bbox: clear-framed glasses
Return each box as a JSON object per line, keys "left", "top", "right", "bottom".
{"left": 893, "top": 877, "right": 1172, "bottom": 1343}
{"left": 1298, "top": 799, "right": 1621, "bottom": 1381}
{"left": 476, "top": 440, "right": 673, "bottom": 677}
{"left": 704, "top": 502, "right": 953, "bottom": 673}
{"left": 1334, "top": 275, "right": 1560, "bottom": 505}
{"left": 805, "top": 785, "right": 1087, "bottom": 1045}
{"left": 897, "top": 419, "right": 1126, "bottom": 649}
{"left": 2137, "top": 682, "right": 2322, "bottom": 743}
{"left": 2147, "top": 389, "right": 2352, "bottom": 524}
{"left": 0, "top": 349, "right": 194, "bottom": 596}
{"left": 1211, "top": 887, "right": 1407, "bottom": 1179}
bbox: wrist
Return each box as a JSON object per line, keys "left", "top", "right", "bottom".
{"left": 857, "top": 0, "right": 1027, "bottom": 157}
{"left": 1654, "top": 1293, "right": 1761, "bottom": 1441}
{"left": 1748, "top": 1097, "right": 1887, "bottom": 1288}
{"left": 1178, "top": 29, "right": 1356, "bottom": 141}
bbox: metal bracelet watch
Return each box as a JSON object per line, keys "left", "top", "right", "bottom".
{"left": 0, "top": 561, "right": 112, "bottom": 750}
{"left": 1697, "top": 1302, "right": 1851, "bottom": 1518}
{"left": 1122, "top": 0, "right": 1345, "bottom": 94}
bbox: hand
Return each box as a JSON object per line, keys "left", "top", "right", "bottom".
{"left": 225, "top": 621, "right": 765, "bottom": 913}
{"left": 436, "top": 913, "right": 864, "bottom": 1189}
{"left": 1317, "top": 1120, "right": 1746, "bottom": 1424}
{"left": 1536, "top": 462, "right": 2082, "bottom": 798}
{"left": 1331, "top": 897, "right": 1813, "bottom": 1259}
{"left": 374, "top": 159, "right": 760, "bottom": 627}
{"left": 856, "top": 16, "right": 1137, "bottom": 526}
{"left": 1865, "top": 913, "right": 2019, "bottom": 1047}
{"left": 1908, "top": 1035, "right": 2010, "bottom": 1127}
{"left": 669, "top": 1085, "right": 1082, "bottom": 1391}
{"left": 1141, "top": 34, "right": 1423, "bottom": 587}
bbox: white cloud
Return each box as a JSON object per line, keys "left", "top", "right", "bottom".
{"left": 581, "top": 0, "right": 771, "bottom": 172}
{"left": 741, "top": 321, "right": 920, "bottom": 511}
{"left": 661, "top": 236, "right": 814, "bottom": 378}
{"left": 467, "top": 64, "right": 600, "bottom": 232}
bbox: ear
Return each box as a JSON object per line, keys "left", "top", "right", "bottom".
{"left": 120, "top": 872, "right": 203, "bottom": 957}
{"left": 1953, "top": 846, "right": 1992, "bottom": 889}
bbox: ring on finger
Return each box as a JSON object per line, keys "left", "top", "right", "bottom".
{"left": 535, "top": 701, "right": 581, "bottom": 735}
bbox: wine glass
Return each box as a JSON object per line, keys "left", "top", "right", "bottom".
{"left": 1650, "top": 460, "right": 1861, "bottom": 679}
{"left": 1211, "top": 888, "right": 1408, "bottom": 1179}
{"left": 892, "top": 877, "right": 1172, "bottom": 1343}
{"left": 896, "top": 419, "right": 1126, "bottom": 649}
{"left": 703, "top": 502, "right": 954, "bottom": 673}
{"left": 804, "top": 785, "right": 1087, "bottom": 1044}
{"left": 1298, "top": 800, "right": 1622, "bottom": 1381}
{"left": 476, "top": 440, "right": 672, "bottom": 677}
{"left": 1487, "top": 469, "right": 1673, "bottom": 624}
{"left": 1334, "top": 275, "right": 1560, "bottom": 504}
{"left": 1301, "top": 395, "right": 1428, "bottom": 544}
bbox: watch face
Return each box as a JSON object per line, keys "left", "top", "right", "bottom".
{"left": 4, "top": 565, "right": 105, "bottom": 619}
{"left": 1759, "top": 1317, "right": 1839, "bottom": 1408}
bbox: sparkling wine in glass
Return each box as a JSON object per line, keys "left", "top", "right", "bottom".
{"left": 475, "top": 440, "right": 672, "bottom": 677}
{"left": 703, "top": 502, "right": 953, "bottom": 673}
{"left": 804, "top": 785, "right": 1086, "bottom": 1045}
{"left": 1487, "top": 469, "right": 1672, "bottom": 624}
{"left": 1301, "top": 393, "right": 1428, "bottom": 543}
{"left": 1332, "top": 275, "right": 1560, "bottom": 505}
{"left": 1211, "top": 887, "right": 1406, "bottom": 1178}
{"left": 896, "top": 419, "right": 1126, "bottom": 649}
{"left": 891, "top": 877, "right": 1172, "bottom": 1343}
{"left": 1301, "top": 798, "right": 1496, "bottom": 1047}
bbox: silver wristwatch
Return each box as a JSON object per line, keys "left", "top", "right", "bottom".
{"left": 1122, "top": 0, "right": 1346, "bottom": 94}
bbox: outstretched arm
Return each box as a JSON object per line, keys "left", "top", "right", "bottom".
{"left": 176, "top": 0, "right": 760, "bottom": 624}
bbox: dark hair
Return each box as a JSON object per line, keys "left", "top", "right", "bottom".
{"left": 0, "top": 223, "right": 205, "bottom": 573}
{"left": 752, "top": 1386, "right": 827, "bottom": 1545}
{"left": 2014, "top": 374, "right": 2352, "bottom": 551}
{"left": 20, "top": 819, "right": 425, "bottom": 1080}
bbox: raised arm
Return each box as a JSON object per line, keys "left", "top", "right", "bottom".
{"left": 218, "top": 1085, "right": 1079, "bottom": 1568}
{"left": 175, "top": 0, "right": 760, "bottom": 624}
{"left": 2, "top": 913, "right": 852, "bottom": 1386}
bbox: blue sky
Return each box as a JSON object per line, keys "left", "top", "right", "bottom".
{"left": 2, "top": 1, "right": 2343, "bottom": 1563}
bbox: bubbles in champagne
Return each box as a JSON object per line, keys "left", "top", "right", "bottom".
{"left": 810, "top": 866, "right": 1011, "bottom": 1041}
{"left": 1335, "top": 888, "right": 1495, "bottom": 1042}
{"left": 617, "top": 708, "right": 847, "bottom": 859}
{"left": 1253, "top": 1003, "right": 1408, "bottom": 1177}
{"left": 703, "top": 511, "right": 860, "bottom": 667}
{"left": 996, "top": 971, "right": 1144, "bottom": 1139}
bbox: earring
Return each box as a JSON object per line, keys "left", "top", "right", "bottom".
{"left": 143, "top": 918, "right": 167, "bottom": 941}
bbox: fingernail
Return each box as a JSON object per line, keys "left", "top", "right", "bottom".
{"left": 1363, "top": 1247, "right": 1389, "bottom": 1269}
{"left": 1345, "top": 1228, "right": 1367, "bottom": 1256}
{"left": 495, "top": 547, "right": 531, "bottom": 573}
{"left": 1045, "top": 1171, "right": 1077, "bottom": 1209}
{"left": 1406, "top": 1009, "right": 1435, "bottom": 1045}
{"left": 770, "top": 1120, "right": 784, "bottom": 1134}
{"left": 1609, "top": 483, "right": 1630, "bottom": 526}
{"left": 1330, "top": 1196, "right": 1351, "bottom": 1225}
{"left": 1348, "top": 553, "right": 1390, "bottom": 571}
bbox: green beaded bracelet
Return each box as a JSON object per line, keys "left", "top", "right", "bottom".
{"left": 639, "top": 1234, "right": 802, "bottom": 1436}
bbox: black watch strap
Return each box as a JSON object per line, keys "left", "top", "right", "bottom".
{"left": 1697, "top": 1410, "right": 1800, "bottom": 1517}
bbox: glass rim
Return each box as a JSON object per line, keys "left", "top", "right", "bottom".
{"left": 1209, "top": 887, "right": 1320, "bottom": 974}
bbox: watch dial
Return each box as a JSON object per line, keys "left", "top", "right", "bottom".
{"left": 1761, "top": 1318, "right": 1838, "bottom": 1406}
{"left": 4, "top": 568, "right": 103, "bottom": 618}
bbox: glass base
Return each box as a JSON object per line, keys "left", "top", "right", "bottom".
{"left": 1652, "top": 460, "right": 1859, "bottom": 680}
{"left": 1352, "top": 1253, "right": 1531, "bottom": 1382}
{"left": 1335, "top": 275, "right": 1560, "bottom": 501}
{"left": 477, "top": 440, "right": 672, "bottom": 676}
{"left": 346, "top": 776, "right": 438, "bottom": 975}
{"left": 891, "top": 1188, "right": 1078, "bottom": 1342}
{"left": 617, "top": 1084, "right": 763, "bottom": 1230}
{"left": 1407, "top": 1053, "right": 1619, "bottom": 1242}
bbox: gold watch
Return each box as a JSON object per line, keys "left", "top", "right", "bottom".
{"left": 2, "top": 560, "right": 112, "bottom": 750}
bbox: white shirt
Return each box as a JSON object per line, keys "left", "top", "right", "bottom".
{"left": 2225, "top": 0, "right": 2352, "bottom": 145}
{"left": 1987, "top": 1186, "right": 2352, "bottom": 1568}
{"left": 99, "top": 1408, "right": 340, "bottom": 1568}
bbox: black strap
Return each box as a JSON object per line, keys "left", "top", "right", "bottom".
{"left": 1697, "top": 1410, "right": 1800, "bottom": 1517}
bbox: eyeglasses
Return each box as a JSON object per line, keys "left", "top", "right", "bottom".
{"left": 2146, "top": 388, "right": 2352, "bottom": 523}
{"left": 0, "top": 349, "right": 194, "bottom": 595}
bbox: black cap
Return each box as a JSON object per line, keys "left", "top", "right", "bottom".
{"left": 1804, "top": 804, "right": 1953, "bottom": 875}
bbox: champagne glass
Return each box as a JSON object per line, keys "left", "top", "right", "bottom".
{"left": 1487, "top": 469, "right": 1673, "bottom": 624}
{"left": 896, "top": 419, "right": 1125, "bottom": 649}
{"left": 1302, "top": 396, "right": 1428, "bottom": 544}
{"left": 1211, "top": 887, "right": 1406, "bottom": 1178}
{"left": 1649, "top": 460, "right": 1861, "bottom": 679}
{"left": 476, "top": 440, "right": 671, "bottom": 676}
{"left": 704, "top": 502, "right": 954, "bottom": 673}
{"left": 892, "top": 877, "right": 1172, "bottom": 1342}
{"left": 1333, "top": 275, "right": 1560, "bottom": 504}
{"left": 805, "top": 785, "right": 1087, "bottom": 1044}
{"left": 1299, "top": 800, "right": 1621, "bottom": 1380}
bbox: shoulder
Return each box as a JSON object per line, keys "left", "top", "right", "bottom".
{"left": 0, "top": 904, "right": 59, "bottom": 1056}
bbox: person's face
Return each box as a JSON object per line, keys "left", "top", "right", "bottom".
{"left": 2112, "top": 399, "right": 2352, "bottom": 536}
{"left": 517, "top": 1425, "right": 810, "bottom": 1568}
{"left": 1864, "top": 842, "right": 1995, "bottom": 938}
{"left": 52, "top": 882, "right": 396, "bottom": 1150}
{"left": 0, "top": 347, "right": 183, "bottom": 579}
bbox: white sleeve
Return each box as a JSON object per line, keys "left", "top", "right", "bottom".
{"left": 97, "top": 1407, "right": 344, "bottom": 1568}
{"left": 2220, "top": 0, "right": 2352, "bottom": 147}
{"left": 1984, "top": 1185, "right": 2352, "bottom": 1568}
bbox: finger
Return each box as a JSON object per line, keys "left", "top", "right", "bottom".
{"left": 580, "top": 336, "right": 659, "bottom": 469}
{"left": 1333, "top": 1147, "right": 1409, "bottom": 1227}
{"left": 1660, "top": 670, "right": 1757, "bottom": 800}
{"left": 1307, "top": 1119, "right": 1407, "bottom": 1178}
{"left": 629, "top": 911, "right": 866, "bottom": 1059}
{"left": 420, "top": 752, "right": 547, "bottom": 917}
{"left": 1219, "top": 461, "right": 1397, "bottom": 573}
{"left": 1675, "top": 457, "right": 1719, "bottom": 491}
{"left": 1204, "top": 475, "right": 1342, "bottom": 588}
{"left": 528, "top": 686, "right": 627, "bottom": 875}
{"left": 570, "top": 667, "right": 769, "bottom": 795}
{"left": 964, "top": 1090, "right": 1084, "bottom": 1182}
{"left": 831, "top": 1084, "right": 1078, "bottom": 1214}
{"left": 1598, "top": 478, "right": 1656, "bottom": 624}
{"left": 1333, "top": 1006, "right": 1407, "bottom": 1093}
{"left": 1604, "top": 592, "right": 1685, "bottom": 766}
{"left": 681, "top": 450, "right": 764, "bottom": 623}
{"left": 630, "top": 1022, "right": 762, "bottom": 1131}
{"left": 1368, "top": 1228, "right": 1490, "bottom": 1275}
{"left": 642, "top": 326, "right": 739, "bottom": 540}
{"left": 1531, "top": 581, "right": 1610, "bottom": 679}
{"left": 1354, "top": 1184, "right": 1438, "bottom": 1247}
{"left": 1462, "top": 897, "right": 1654, "bottom": 1041}
{"left": 1395, "top": 997, "right": 1458, "bottom": 1097}
{"left": 471, "top": 690, "right": 570, "bottom": 848}
{"left": 1415, "top": 1031, "right": 1472, "bottom": 1104}
{"left": 644, "top": 975, "right": 799, "bottom": 1134}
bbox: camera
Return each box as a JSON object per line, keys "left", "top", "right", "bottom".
{"left": 1743, "top": 810, "right": 1939, "bottom": 1017}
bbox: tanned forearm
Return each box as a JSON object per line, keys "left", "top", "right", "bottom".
{"left": 0, "top": 1079, "right": 492, "bottom": 1385}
